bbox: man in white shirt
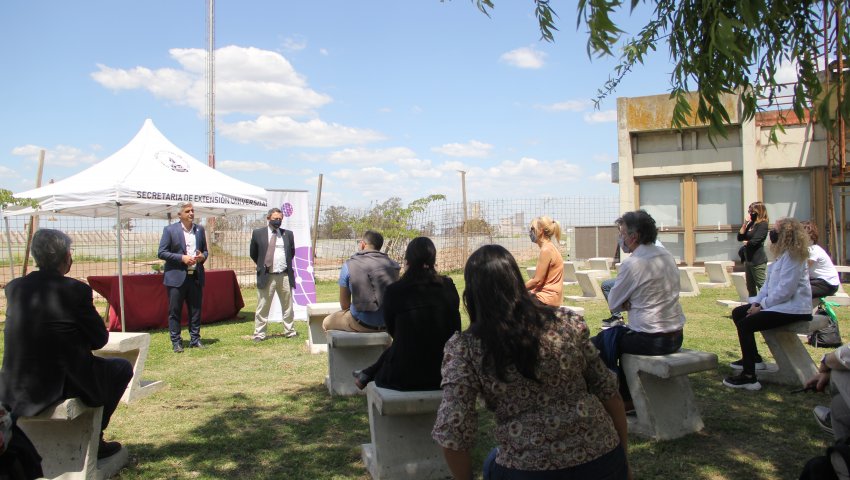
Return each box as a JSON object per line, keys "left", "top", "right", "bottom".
{"left": 592, "top": 210, "right": 685, "bottom": 406}
{"left": 249, "top": 207, "right": 297, "bottom": 341}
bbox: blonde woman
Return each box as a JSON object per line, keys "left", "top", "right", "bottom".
{"left": 737, "top": 201, "right": 769, "bottom": 296}
{"left": 525, "top": 216, "right": 564, "bottom": 307}
{"left": 725, "top": 217, "right": 812, "bottom": 391}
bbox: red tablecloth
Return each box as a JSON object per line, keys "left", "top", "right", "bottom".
{"left": 88, "top": 270, "right": 245, "bottom": 332}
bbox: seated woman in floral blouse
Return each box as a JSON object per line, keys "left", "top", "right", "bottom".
{"left": 432, "top": 245, "right": 631, "bottom": 480}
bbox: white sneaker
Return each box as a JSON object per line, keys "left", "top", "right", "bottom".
{"left": 814, "top": 405, "right": 834, "bottom": 436}
{"left": 729, "top": 359, "right": 767, "bottom": 370}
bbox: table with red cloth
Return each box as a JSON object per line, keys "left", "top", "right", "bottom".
{"left": 88, "top": 270, "right": 245, "bottom": 332}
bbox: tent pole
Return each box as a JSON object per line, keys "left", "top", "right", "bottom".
{"left": 116, "top": 204, "right": 126, "bottom": 332}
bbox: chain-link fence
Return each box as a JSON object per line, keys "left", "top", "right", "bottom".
{"left": 0, "top": 196, "right": 619, "bottom": 287}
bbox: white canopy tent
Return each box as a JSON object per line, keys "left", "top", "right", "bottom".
{"left": 4, "top": 119, "right": 269, "bottom": 331}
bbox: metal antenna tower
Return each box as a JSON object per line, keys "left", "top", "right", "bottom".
{"left": 206, "top": 0, "right": 216, "bottom": 168}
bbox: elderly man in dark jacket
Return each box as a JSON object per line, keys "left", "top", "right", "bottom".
{"left": 0, "top": 229, "right": 133, "bottom": 460}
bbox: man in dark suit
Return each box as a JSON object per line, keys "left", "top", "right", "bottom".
{"left": 0, "top": 229, "right": 133, "bottom": 460}
{"left": 158, "top": 202, "right": 208, "bottom": 352}
{"left": 249, "top": 207, "right": 297, "bottom": 341}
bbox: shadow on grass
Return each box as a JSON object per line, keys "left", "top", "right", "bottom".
{"left": 125, "top": 384, "right": 371, "bottom": 480}
{"left": 628, "top": 370, "right": 831, "bottom": 480}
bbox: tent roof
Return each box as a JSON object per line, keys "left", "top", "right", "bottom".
{"left": 6, "top": 119, "right": 268, "bottom": 219}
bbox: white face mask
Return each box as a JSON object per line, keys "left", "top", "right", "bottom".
{"left": 618, "top": 234, "right": 631, "bottom": 254}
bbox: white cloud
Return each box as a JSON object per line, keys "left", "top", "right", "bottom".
{"left": 583, "top": 110, "right": 617, "bottom": 123}
{"left": 500, "top": 46, "right": 546, "bottom": 69}
{"left": 326, "top": 147, "right": 417, "bottom": 166}
{"left": 539, "top": 99, "right": 591, "bottom": 112}
{"left": 217, "top": 160, "right": 276, "bottom": 172}
{"left": 11, "top": 144, "right": 99, "bottom": 167}
{"left": 432, "top": 140, "right": 493, "bottom": 158}
{"left": 593, "top": 153, "right": 614, "bottom": 163}
{"left": 592, "top": 171, "right": 611, "bottom": 182}
{"left": 0, "top": 165, "right": 17, "bottom": 178}
{"left": 219, "top": 115, "right": 385, "bottom": 148}
{"left": 319, "top": 48, "right": 329, "bottom": 56}
{"left": 434, "top": 157, "right": 583, "bottom": 196}
{"left": 282, "top": 35, "right": 307, "bottom": 51}
{"left": 92, "top": 45, "right": 332, "bottom": 117}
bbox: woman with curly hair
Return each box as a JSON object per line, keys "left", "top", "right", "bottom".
{"left": 432, "top": 245, "right": 630, "bottom": 479}
{"left": 525, "top": 216, "right": 564, "bottom": 307}
{"left": 737, "top": 201, "right": 770, "bottom": 296}
{"left": 724, "top": 217, "right": 813, "bottom": 391}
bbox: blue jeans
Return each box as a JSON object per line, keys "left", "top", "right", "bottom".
{"left": 483, "top": 444, "right": 627, "bottom": 480}
{"left": 600, "top": 279, "right": 621, "bottom": 319}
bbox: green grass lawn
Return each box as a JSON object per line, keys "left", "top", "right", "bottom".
{"left": 2, "top": 272, "right": 846, "bottom": 479}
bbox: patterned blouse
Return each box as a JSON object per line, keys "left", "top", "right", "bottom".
{"left": 431, "top": 309, "right": 620, "bottom": 471}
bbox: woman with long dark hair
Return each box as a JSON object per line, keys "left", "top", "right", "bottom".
{"left": 738, "top": 201, "right": 769, "bottom": 296}
{"left": 352, "top": 237, "right": 461, "bottom": 391}
{"left": 432, "top": 245, "right": 630, "bottom": 480}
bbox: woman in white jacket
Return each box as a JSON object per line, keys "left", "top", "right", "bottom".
{"left": 724, "top": 217, "right": 812, "bottom": 391}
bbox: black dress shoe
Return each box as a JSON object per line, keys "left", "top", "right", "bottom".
{"left": 173, "top": 343, "right": 184, "bottom": 353}
{"left": 97, "top": 438, "right": 122, "bottom": 460}
{"left": 189, "top": 341, "right": 205, "bottom": 349}
{"left": 352, "top": 370, "right": 372, "bottom": 390}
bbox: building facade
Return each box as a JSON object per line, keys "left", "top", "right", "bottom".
{"left": 615, "top": 91, "right": 839, "bottom": 265}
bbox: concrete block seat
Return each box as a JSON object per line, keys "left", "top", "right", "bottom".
{"left": 621, "top": 349, "right": 718, "bottom": 440}
{"left": 17, "top": 398, "right": 128, "bottom": 480}
{"left": 564, "top": 270, "right": 610, "bottom": 303}
{"left": 361, "top": 384, "right": 449, "bottom": 480}
{"left": 717, "top": 272, "right": 750, "bottom": 308}
{"left": 757, "top": 314, "right": 830, "bottom": 387}
{"left": 325, "top": 330, "right": 391, "bottom": 396}
{"left": 699, "top": 261, "right": 734, "bottom": 288}
{"left": 588, "top": 257, "right": 614, "bottom": 272}
{"left": 562, "top": 261, "right": 579, "bottom": 285}
{"left": 306, "top": 302, "right": 340, "bottom": 354}
{"left": 677, "top": 267, "right": 701, "bottom": 298}
{"left": 94, "top": 332, "right": 162, "bottom": 403}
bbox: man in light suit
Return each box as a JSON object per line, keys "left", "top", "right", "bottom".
{"left": 249, "top": 207, "right": 297, "bottom": 341}
{"left": 158, "top": 202, "right": 208, "bottom": 352}
{"left": 0, "top": 229, "right": 133, "bottom": 460}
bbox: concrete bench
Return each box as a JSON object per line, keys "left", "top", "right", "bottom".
{"left": 678, "top": 267, "right": 701, "bottom": 297}
{"left": 562, "top": 261, "right": 579, "bottom": 285}
{"left": 699, "top": 261, "right": 734, "bottom": 288}
{"left": 306, "top": 302, "right": 341, "bottom": 354}
{"left": 361, "top": 384, "right": 448, "bottom": 480}
{"left": 564, "top": 270, "right": 610, "bottom": 302}
{"left": 326, "top": 331, "right": 392, "bottom": 396}
{"left": 17, "top": 398, "right": 128, "bottom": 480}
{"left": 757, "top": 315, "right": 830, "bottom": 387}
{"left": 94, "top": 332, "right": 162, "bottom": 403}
{"left": 588, "top": 257, "right": 614, "bottom": 272}
{"left": 621, "top": 349, "right": 718, "bottom": 440}
{"left": 717, "top": 272, "right": 750, "bottom": 308}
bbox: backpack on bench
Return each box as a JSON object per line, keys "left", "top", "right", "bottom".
{"left": 808, "top": 301, "right": 843, "bottom": 349}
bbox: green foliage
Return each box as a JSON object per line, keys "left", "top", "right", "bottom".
{"left": 331, "top": 194, "right": 446, "bottom": 243}
{"left": 0, "top": 189, "right": 38, "bottom": 210}
{"left": 467, "top": 0, "right": 850, "bottom": 142}
{"left": 319, "top": 205, "right": 354, "bottom": 239}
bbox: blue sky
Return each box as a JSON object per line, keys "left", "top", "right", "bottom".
{"left": 0, "top": 1, "right": 683, "bottom": 208}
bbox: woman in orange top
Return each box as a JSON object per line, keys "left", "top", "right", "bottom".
{"left": 525, "top": 216, "right": 564, "bottom": 307}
